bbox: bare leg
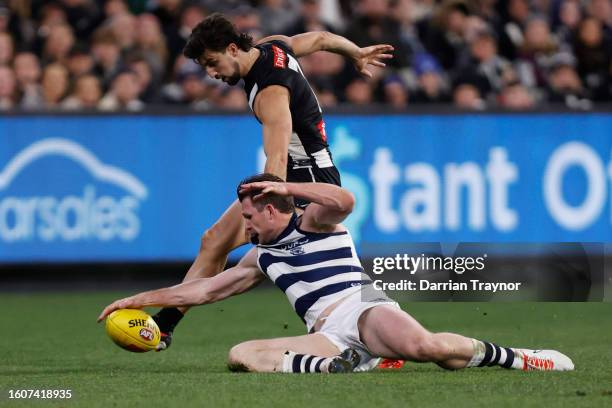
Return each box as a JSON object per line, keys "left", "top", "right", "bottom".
{"left": 178, "top": 199, "right": 248, "bottom": 314}
{"left": 358, "top": 305, "right": 475, "bottom": 370}
{"left": 228, "top": 333, "right": 341, "bottom": 373}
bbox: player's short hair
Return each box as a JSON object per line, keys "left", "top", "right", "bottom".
{"left": 183, "top": 13, "right": 253, "bottom": 61}
{"left": 237, "top": 173, "right": 295, "bottom": 214}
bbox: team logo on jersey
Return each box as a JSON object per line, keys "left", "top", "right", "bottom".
{"left": 289, "top": 246, "right": 305, "bottom": 255}
{"left": 272, "top": 45, "right": 286, "bottom": 68}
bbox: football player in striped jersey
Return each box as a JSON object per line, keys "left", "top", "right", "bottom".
{"left": 99, "top": 174, "right": 574, "bottom": 374}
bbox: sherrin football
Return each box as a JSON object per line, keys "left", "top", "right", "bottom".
{"left": 105, "top": 309, "right": 161, "bottom": 352}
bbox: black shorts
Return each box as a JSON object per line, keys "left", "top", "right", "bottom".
{"left": 286, "top": 165, "right": 341, "bottom": 208}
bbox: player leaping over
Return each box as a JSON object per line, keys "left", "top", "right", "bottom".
{"left": 150, "top": 13, "right": 395, "bottom": 350}
{"left": 99, "top": 174, "right": 574, "bottom": 373}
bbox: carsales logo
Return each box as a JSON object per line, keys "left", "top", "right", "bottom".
{"left": 0, "top": 138, "right": 148, "bottom": 243}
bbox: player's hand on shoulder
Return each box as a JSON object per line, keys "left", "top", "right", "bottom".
{"left": 353, "top": 44, "right": 394, "bottom": 78}
{"left": 239, "top": 181, "right": 290, "bottom": 199}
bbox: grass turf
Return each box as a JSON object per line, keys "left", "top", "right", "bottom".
{"left": 0, "top": 289, "right": 611, "bottom": 407}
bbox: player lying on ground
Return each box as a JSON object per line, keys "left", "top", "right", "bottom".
{"left": 151, "top": 13, "right": 394, "bottom": 350}
{"left": 98, "top": 174, "right": 575, "bottom": 373}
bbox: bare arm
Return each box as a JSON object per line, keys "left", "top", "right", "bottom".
{"left": 254, "top": 85, "right": 292, "bottom": 180}
{"left": 257, "top": 32, "right": 394, "bottom": 77}
{"left": 238, "top": 181, "right": 355, "bottom": 229}
{"left": 97, "top": 248, "right": 264, "bottom": 321}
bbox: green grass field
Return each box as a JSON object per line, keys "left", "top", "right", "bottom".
{"left": 1, "top": 289, "right": 611, "bottom": 407}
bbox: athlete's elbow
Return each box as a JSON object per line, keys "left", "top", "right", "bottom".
{"left": 340, "top": 191, "right": 355, "bottom": 215}
{"left": 317, "top": 31, "right": 331, "bottom": 51}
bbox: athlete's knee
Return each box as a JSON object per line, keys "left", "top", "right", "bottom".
{"left": 200, "top": 223, "right": 227, "bottom": 253}
{"left": 227, "top": 342, "right": 254, "bottom": 372}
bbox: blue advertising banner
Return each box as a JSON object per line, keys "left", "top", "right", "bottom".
{"left": 0, "top": 113, "right": 610, "bottom": 262}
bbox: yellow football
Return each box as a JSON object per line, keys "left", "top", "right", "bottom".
{"left": 105, "top": 309, "right": 161, "bottom": 352}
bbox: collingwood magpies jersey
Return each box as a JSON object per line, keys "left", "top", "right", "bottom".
{"left": 243, "top": 41, "right": 340, "bottom": 191}
{"left": 256, "top": 213, "right": 373, "bottom": 332}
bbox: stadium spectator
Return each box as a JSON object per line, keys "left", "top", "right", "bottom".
{"left": 345, "top": 0, "right": 409, "bottom": 68}
{"left": 497, "top": 82, "right": 536, "bottom": 109}
{"left": 382, "top": 74, "right": 409, "bottom": 108}
{"left": 573, "top": 17, "right": 611, "bottom": 100}
{"left": 178, "top": 4, "right": 206, "bottom": 49}
{"left": 553, "top": 0, "right": 582, "bottom": 48}
{"left": 313, "top": 85, "right": 339, "bottom": 108}
{"left": 0, "top": 2, "right": 10, "bottom": 33}
{"left": 586, "top": 0, "right": 612, "bottom": 36}
{"left": 108, "top": 11, "right": 137, "bottom": 52}
{"left": 99, "top": 69, "right": 144, "bottom": 111}
{"left": 216, "top": 87, "right": 248, "bottom": 110}
{"left": 151, "top": 0, "right": 182, "bottom": 65}
{"left": 456, "top": 27, "right": 516, "bottom": 100}
{"left": 161, "top": 58, "right": 213, "bottom": 109}
{"left": 545, "top": 52, "right": 593, "bottom": 109}
{"left": 259, "top": 0, "right": 299, "bottom": 35}
{"left": 91, "top": 28, "right": 122, "bottom": 87}
{"left": 391, "top": 0, "right": 427, "bottom": 61}
{"left": 515, "top": 16, "right": 559, "bottom": 89}
{"left": 0, "top": 0, "right": 610, "bottom": 110}
{"left": 66, "top": 44, "right": 95, "bottom": 77}
{"left": 411, "top": 52, "right": 451, "bottom": 103}
{"left": 453, "top": 82, "right": 486, "bottom": 109}
{"left": 0, "top": 64, "right": 17, "bottom": 110}
{"left": 41, "top": 62, "right": 69, "bottom": 108}
{"left": 33, "top": 3, "right": 69, "bottom": 56}
{"left": 284, "top": 0, "right": 336, "bottom": 36}
{"left": 496, "top": 0, "right": 531, "bottom": 61}
{"left": 0, "top": 31, "right": 14, "bottom": 65}
{"left": 230, "top": 5, "right": 264, "bottom": 43}
{"left": 62, "top": 73, "right": 102, "bottom": 109}
{"left": 299, "top": 50, "right": 346, "bottom": 102}
{"left": 103, "top": 0, "right": 129, "bottom": 18}
{"left": 418, "top": 0, "right": 471, "bottom": 71}
{"left": 345, "top": 77, "right": 375, "bottom": 104}
{"left": 42, "top": 23, "right": 75, "bottom": 64}
{"left": 12, "top": 51, "right": 44, "bottom": 109}
{"left": 135, "top": 13, "right": 168, "bottom": 79}
{"left": 59, "top": 0, "right": 101, "bottom": 40}
{"left": 126, "top": 54, "right": 159, "bottom": 103}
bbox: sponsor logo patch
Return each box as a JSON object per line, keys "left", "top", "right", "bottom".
{"left": 272, "top": 45, "right": 286, "bottom": 68}
{"left": 139, "top": 328, "right": 154, "bottom": 341}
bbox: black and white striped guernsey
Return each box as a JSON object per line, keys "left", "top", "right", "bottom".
{"left": 256, "top": 213, "right": 372, "bottom": 331}
{"left": 243, "top": 40, "right": 341, "bottom": 196}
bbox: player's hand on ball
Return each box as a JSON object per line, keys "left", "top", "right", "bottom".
{"left": 352, "top": 44, "right": 394, "bottom": 78}
{"left": 97, "top": 297, "right": 139, "bottom": 322}
{"left": 239, "top": 181, "right": 290, "bottom": 199}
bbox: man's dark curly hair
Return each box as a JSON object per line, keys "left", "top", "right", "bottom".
{"left": 183, "top": 13, "right": 254, "bottom": 61}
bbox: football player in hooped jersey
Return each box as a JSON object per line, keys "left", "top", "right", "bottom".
{"left": 150, "top": 13, "right": 395, "bottom": 351}
{"left": 98, "top": 174, "right": 574, "bottom": 373}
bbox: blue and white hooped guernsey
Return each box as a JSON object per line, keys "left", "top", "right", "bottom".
{"left": 256, "top": 213, "right": 372, "bottom": 332}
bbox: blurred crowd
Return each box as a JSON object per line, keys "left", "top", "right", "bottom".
{"left": 0, "top": 0, "right": 610, "bottom": 112}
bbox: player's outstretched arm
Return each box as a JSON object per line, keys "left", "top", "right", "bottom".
{"left": 257, "top": 32, "right": 394, "bottom": 77}
{"left": 97, "top": 248, "right": 263, "bottom": 322}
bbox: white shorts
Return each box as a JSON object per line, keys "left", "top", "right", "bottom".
{"left": 315, "top": 287, "right": 400, "bottom": 372}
